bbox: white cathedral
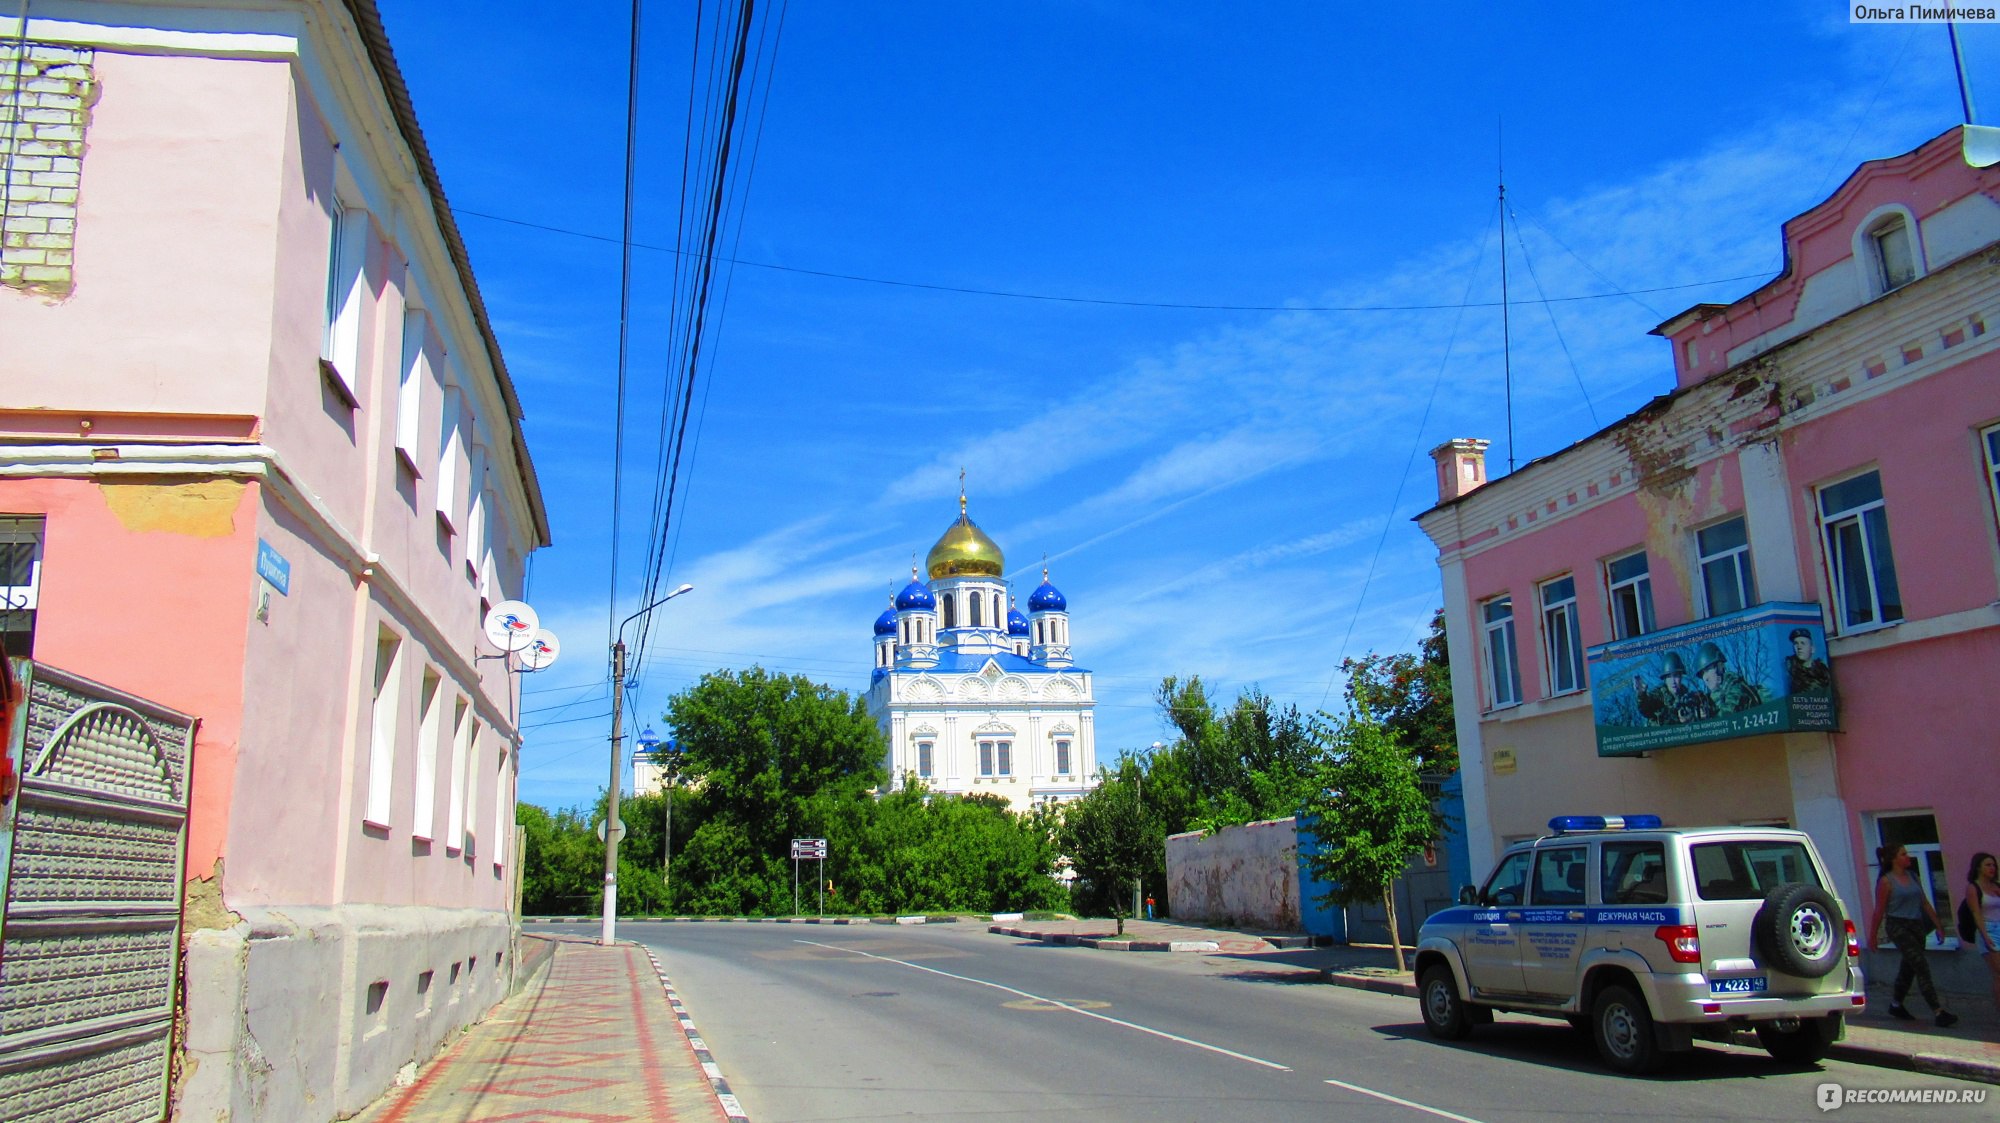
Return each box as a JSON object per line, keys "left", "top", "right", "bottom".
{"left": 865, "top": 498, "right": 1098, "bottom": 812}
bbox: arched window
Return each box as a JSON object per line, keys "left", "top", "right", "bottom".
{"left": 1034, "top": 620, "right": 1043, "bottom": 644}
{"left": 969, "top": 594, "right": 982, "bottom": 628}
{"left": 941, "top": 596, "right": 955, "bottom": 629}
{"left": 993, "top": 594, "right": 1002, "bottom": 623}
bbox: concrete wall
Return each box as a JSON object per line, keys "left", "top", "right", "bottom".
{"left": 1165, "top": 818, "right": 1299, "bottom": 931}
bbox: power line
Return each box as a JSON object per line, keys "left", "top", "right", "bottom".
{"left": 450, "top": 206, "right": 1772, "bottom": 315}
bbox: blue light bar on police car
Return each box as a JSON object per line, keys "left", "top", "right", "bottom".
{"left": 1548, "top": 814, "right": 1663, "bottom": 833}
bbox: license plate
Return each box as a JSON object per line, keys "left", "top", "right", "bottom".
{"left": 1710, "top": 976, "right": 1767, "bottom": 994}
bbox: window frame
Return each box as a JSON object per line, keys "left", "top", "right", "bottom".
{"left": 364, "top": 628, "right": 403, "bottom": 828}
{"left": 1604, "top": 549, "right": 1655, "bottom": 640}
{"left": 411, "top": 669, "right": 444, "bottom": 841}
{"left": 1982, "top": 423, "right": 2000, "bottom": 545}
{"left": 1817, "top": 468, "right": 1903, "bottom": 633}
{"left": 0, "top": 516, "right": 45, "bottom": 657}
{"left": 1529, "top": 845, "right": 1589, "bottom": 906}
{"left": 1695, "top": 515, "right": 1756, "bottom": 618}
{"left": 1539, "top": 574, "right": 1585, "bottom": 696}
{"left": 395, "top": 306, "right": 429, "bottom": 473}
{"left": 1871, "top": 811, "right": 1956, "bottom": 950}
{"left": 1481, "top": 595, "right": 1521, "bottom": 710}
{"left": 916, "top": 739, "right": 933, "bottom": 779}
{"left": 1869, "top": 214, "right": 1917, "bottom": 293}
{"left": 1054, "top": 738, "right": 1071, "bottom": 776}
{"left": 321, "top": 200, "right": 369, "bottom": 405}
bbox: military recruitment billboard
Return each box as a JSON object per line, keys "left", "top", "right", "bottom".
{"left": 1586, "top": 601, "right": 1837, "bottom": 757}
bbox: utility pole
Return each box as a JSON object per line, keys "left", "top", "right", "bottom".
{"left": 601, "top": 583, "right": 693, "bottom": 947}
{"left": 601, "top": 641, "right": 626, "bottom": 946}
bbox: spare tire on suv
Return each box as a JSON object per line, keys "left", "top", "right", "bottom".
{"left": 1753, "top": 882, "right": 1844, "bottom": 978}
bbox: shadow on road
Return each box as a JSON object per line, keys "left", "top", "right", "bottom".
{"left": 1371, "top": 1018, "right": 1837, "bottom": 1083}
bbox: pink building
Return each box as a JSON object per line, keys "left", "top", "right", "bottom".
{"left": 0, "top": 3, "right": 548, "bottom": 1119}
{"left": 1419, "top": 127, "right": 2000, "bottom": 989}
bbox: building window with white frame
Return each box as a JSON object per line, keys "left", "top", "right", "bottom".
{"left": 1871, "top": 812, "right": 1955, "bottom": 950}
{"left": 1867, "top": 213, "right": 1918, "bottom": 294}
{"left": 364, "top": 628, "right": 403, "bottom": 827}
{"left": 995, "top": 739, "right": 1011, "bottom": 776}
{"left": 1481, "top": 595, "right": 1521, "bottom": 709}
{"left": 395, "top": 307, "right": 428, "bottom": 473}
{"left": 968, "top": 593, "right": 983, "bottom": 628}
{"left": 1983, "top": 424, "right": 2000, "bottom": 539}
{"left": 411, "top": 669, "right": 444, "bottom": 841}
{"left": 978, "top": 739, "right": 995, "bottom": 777}
{"left": 941, "top": 596, "right": 956, "bottom": 630}
{"left": 1818, "top": 469, "right": 1903, "bottom": 631}
{"left": 1540, "top": 575, "right": 1584, "bottom": 696}
{"left": 321, "top": 201, "right": 368, "bottom": 405}
{"left": 0, "top": 516, "right": 44, "bottom": 657}
{"left": 1054, "top": 738, "right": 1071, "bottom": 776}
{"left": 1696, "top": 516, "right": 1756, "bottom": 618}
{"left": 1605, "top": 550, "right": 1654, "bottom": 640}
{"left": 916, "top": 740, "right": 933, "bottom": 778}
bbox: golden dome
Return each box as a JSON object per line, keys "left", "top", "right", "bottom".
{"left": 925, "top": 496, "right": 1005, "bottom": 579}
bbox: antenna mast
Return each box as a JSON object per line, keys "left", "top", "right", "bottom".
{"left": 1498, "top": 125, "right": 1515, "bottom": 473}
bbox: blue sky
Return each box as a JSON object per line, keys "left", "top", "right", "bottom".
{"left": 373, "top": 2, "right": 2000, "bottom": 811}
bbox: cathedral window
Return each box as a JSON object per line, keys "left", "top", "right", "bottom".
{"left": 992, "top": 594, "right": 1002, "bottom": 622}
{"left": 978, "top": 740, "right": 994, "bottom": 776}
{"left": 916, "top": 740, "right": 933, "bottom": 778}
{"left": 996, "top": 740, "right": 1011, "bottom": 775}
{"left": 942, "top": 596, "right": 956, "bottom": 629}
{"left": 1034, "top": 620, "right": 1043, "bottom": 644}
{"left": 969, "top": 594, "right": 983, "bottom": 628}
{"left": 1054, "top": 739, "right": 1071, "bottom": 775}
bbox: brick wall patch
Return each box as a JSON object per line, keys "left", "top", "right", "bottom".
{"left": 2, "top": 41, "right": 96, "bottom": 298}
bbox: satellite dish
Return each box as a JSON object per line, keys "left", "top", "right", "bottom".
{"left": 516, "top": 628, "right": 560, "bottom": 671}
{"left": 483, "top": 600, "right": 539, "bottom": 652}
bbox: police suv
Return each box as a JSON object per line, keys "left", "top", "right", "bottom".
{"left": 1414, "top": 815, "right": 1865, "bottom": 1074}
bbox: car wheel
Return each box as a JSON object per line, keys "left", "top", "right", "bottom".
{"left": 1420, "top": 965, "right": 1474, "bottom": 1040}
{"left": 1592, "top": 985, "right": 1666, "bottom": 1074}
{"left": 1756, "top": 1016, "right": 1839, "bottom": 1064}
{"left": 1753, "top": 883, "right": 1844, "bottom": 979}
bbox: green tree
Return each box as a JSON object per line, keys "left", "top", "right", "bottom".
{"left": 666, "top": 667, "right": 887, "bottom": 915}
{"left": 1057, "top": 755, "right": 1155, "bottom": 933}
{"left": 516, "top": 802, "right": 602, "bottom": 915}
{"left": 1341, "top": 608, "right": 1457, "bottom": 774}
{"left": 1297, "top": 715, "right": 1435, "bottom": 972}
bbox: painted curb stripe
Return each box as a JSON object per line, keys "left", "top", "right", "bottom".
{"left": 641, "top": 946, "right": 750, "bottom": 1121}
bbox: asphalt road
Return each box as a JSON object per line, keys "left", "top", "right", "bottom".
{"left": 534, "top": 922, "right": 1991, "bottom": 1122}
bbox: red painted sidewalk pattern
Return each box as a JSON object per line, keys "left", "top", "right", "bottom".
{"left": 354, "top": 937, "right": 727, "bottom": 1123}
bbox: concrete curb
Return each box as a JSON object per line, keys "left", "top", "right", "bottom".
{"left": 988, "top": 924, "right": 1221, "bottom": 953}
{"left": 636, "top": 944, "right": 750, "bottom": 1121}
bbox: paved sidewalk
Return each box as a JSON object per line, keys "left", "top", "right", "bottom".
{"left": 991, "top": 916, "right": 2000, "bottom": 1085}
{"left": 352, "top": 935, "right": 729, "bottom": 1123}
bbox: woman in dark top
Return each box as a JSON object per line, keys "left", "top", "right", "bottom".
{"left": 1868, "top": 844, "right": 1958, "bottom": 1027}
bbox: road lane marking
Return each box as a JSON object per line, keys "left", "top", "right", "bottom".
{"left": 795, "top": 939, "right": 1291, "bottom": 1071}
{"left": 1323, "top": 1078, "right": 1489, "bottom": 1123}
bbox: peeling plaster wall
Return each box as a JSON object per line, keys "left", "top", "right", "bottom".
{"left": 1165, "top": 818, "right": 1300, "bottom": 930}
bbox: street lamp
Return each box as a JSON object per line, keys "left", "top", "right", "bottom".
{"left": 602, "top": 582, "right": 694, "bottom": 946}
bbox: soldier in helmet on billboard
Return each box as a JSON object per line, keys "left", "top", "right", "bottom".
{"left": 1634, "top": 651, "right": 1714, "bottom": 725}
{"left": 1695, "top": 640, "right": 1764, "bottom": 714}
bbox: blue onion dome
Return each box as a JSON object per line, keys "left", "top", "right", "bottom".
{"left": 894, "top": 569, "right": 936, "bottom": 611}
{"left": 1006, "top": 600, "right": 1030, "bottom": 636}
{"left": 874, "top": 607, "right": 898, "bottom": 636}
{"left": 1027, "top": 568, "right": 1066, "bottom": 612}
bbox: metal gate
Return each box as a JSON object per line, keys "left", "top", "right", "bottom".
{"left": 0, "top": 661, "right": 197, "bottom": 1123}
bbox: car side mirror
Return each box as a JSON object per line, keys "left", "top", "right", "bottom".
{"left": 1457, "top": 884, "right": 1478, "bottom": 906}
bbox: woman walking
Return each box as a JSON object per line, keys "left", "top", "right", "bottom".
{"left": 1967, "top": 852, "right": 2000, "bottom": 1016}
{"left": 1869, "top": 844, "right": 1958, "bottom": 1027}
